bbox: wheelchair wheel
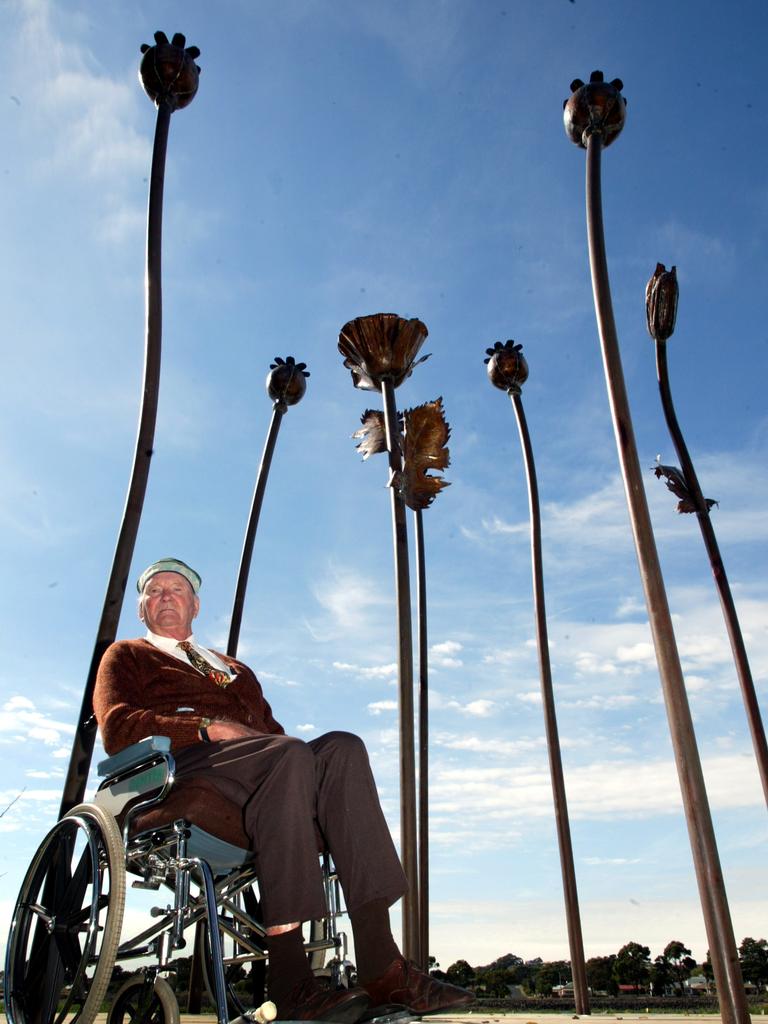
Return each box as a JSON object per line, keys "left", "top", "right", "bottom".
{"left": 107, "top": 975, "right": 179, "bottom": 1024}
{"left": 4, "top": 802, "right": 126, "bottom": 1024}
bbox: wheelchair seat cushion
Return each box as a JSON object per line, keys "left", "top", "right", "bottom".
{"left": 130, "top": 775, "right": 250, "bottom": 849}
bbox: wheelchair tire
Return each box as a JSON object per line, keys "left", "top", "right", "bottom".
{"left": 4, "top": 802, "right": 126, "bottom": 1024}
{"left": 107, "top": 975, "right": 179, "bottom": 1024}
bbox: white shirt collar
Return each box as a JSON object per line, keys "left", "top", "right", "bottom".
{"left": 145, "top": 628, "right": 195, "bottom": 657}
{"left": 144, "top": 629, "right": 234, "bottom": 677}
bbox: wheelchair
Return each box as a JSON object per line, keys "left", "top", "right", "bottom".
{"left": 4, "top": 735, "right": 351, "bottom": 1024}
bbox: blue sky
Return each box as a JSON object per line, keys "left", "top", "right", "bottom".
{"left": 1, "top": 0, "right": 767, "bottom": 971}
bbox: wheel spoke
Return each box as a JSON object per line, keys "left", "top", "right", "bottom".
{"left": 56, "top": 927, "right": 86, "bottom": 980}
{"left": 59, "top": 844, "right": 92, "bottom": 921}
{"left": 32, "top": 939, "right": 68, "bottom": 1024}
{"left": 20, "top": 918, "right": 55, "bottom": 998}
{"left": 24, "top": 901, "right": 54, "bottom": 926}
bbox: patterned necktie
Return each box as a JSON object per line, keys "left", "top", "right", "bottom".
{"left": 177, "top": 640, "right": 233, "bottom": 687}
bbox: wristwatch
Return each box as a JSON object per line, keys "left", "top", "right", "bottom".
{"left": 199, "top": 716, "right": 213, "bottom": 742}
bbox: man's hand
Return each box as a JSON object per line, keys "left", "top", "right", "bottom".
{"left": 204, "top": 720, "right": 260, "bottom": 742}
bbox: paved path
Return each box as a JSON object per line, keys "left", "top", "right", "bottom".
{"left": 0, "top": 1015, "right": 745, "bottom": 1024}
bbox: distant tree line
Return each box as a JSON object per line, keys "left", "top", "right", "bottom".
{"left": 63, "top": 934, "right": 767, "bottom": 1012}
{"left": 429, "top": 937, "right": 768, "bottom": 997}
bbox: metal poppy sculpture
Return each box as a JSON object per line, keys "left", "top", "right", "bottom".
{"left": 227, "top": 356, "right": 310, "bottom": 657}
{"left": 646, "top": 264, "right": 768, "bottom": 810}
{"left": 484, "top": 340, "right": 589, "bottom": 1015}
{"left": 352, "top": 396, "right": 450, "bottom": 968}
{"left": 60, "top": 31, "right": 201, "bottom": 818}
{"left": 339, "top": 313, "right": 434, "bottom": 964}
{"left": 565, "top": 71, "right": 749, "bottom": 1023}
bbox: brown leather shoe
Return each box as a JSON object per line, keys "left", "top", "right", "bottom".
{"left": 363, "top": 958, "right": 475, "bottom": 1015}
{"left": 277, "top": 979, "right": 371, "bottom": 1023}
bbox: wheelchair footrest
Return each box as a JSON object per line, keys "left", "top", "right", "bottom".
{"left": 363, "top": 1009, "right": 420, "bottom": 1024}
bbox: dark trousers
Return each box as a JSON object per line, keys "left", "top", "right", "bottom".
{"left": 174, "top": 730, "right": 407, "bottom": 927}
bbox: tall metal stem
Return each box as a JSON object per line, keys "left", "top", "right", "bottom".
{"left": 414, "top": 509, "right": 429, "bottom": 970}
{"left": 380, "top": 377, "right": 419, "bottom": 963}
{"left": 59, "top": 99, "right": 173, "bottom": 817}
{"left": 584, "top": 133, "right": 748, "bottom": 1024}
{"left": 227, "top": 401, "right": 286, "bottom": 658}
{"left": 511, "top": 393, "right": 590, "bottom": 1015}
{"left": 656, "top": 341, "right": 768, "bottom": 808}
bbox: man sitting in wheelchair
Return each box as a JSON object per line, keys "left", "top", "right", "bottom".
{"left": 93, "top": 557, "right": 474, "bottom": 1023}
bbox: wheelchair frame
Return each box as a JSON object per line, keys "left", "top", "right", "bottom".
{"left": 4, "top": 735, "right": 349, "bottom": 1024}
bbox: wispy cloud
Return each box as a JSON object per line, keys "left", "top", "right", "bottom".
{"left": 311, "top": 566, "right": 391, "bottom": 634}
{"left": 427, "top": 752, "right": 764, "bottom": 838}
{"left": 471, "top": 450, "right": 768, "bottom": 562}
{"left": 583, "top": 856, "right": 643, "bottom": 866}
{"left": 0, "top": 696, "right": 76, "bottom": 747}
{"left": 11, "top": 0, "right": 149, "bottom": 240}
{"left": 333, "top": 660, "right": 398, "bottom": 680}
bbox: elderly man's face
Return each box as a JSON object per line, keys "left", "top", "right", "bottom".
{"left": 139, "top": 571, "right": 199, "bottom": 640}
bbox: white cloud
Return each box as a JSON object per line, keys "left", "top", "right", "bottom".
{"left": 428, "top": 693, "right": 497, "bottom": 717}
{"left": 483, "top": 647, "right": 531, "bottom": 666}
{"left": 312, "top": 567, "right": 391, "bottom": 632}
{"left": 479, "top": 515, "right": 528, "bottom": 537}
{"left": 0, "top": 696, "right": 76, "bottom": 747}
{"left": 429, "top": 640, "right": 464, "bottom": 669}
{"left": 616, "top": 642, "right": 656, "bottom": 666}
{"left": 367, "top": 700, "right": 398, "bottom": 715}
{"left": 460, "top": 699, "right": 495, "bottom": 717}
{"left": 426, "top": 752, "right": 764, "bottom": 838}
{"left": 574, "top": 651, "right": 619, "bottom": 675}
{"left": 434, "top": 733, "right": 545, "bottom": 757}
{"left": 10, "top": 0, "right": 149, "bottom": 240}
{"left": 563, "top": 694, "right": 640, "bottom": 711}
{"left": 617, "top": 596, "right": 646, "bottom": 618}
{"left": 474, "top": 456, "right": 768, "bottom": 566}
{"left": 333, "top": 661, "right": 398, "bottom": 680}
{"left": 583, "top": 857, "right": 643, "bottom": 866}
{"left": 517, "top": 691, "right": 542, "bottom": 705}
{"left": 0, "top": 788, "right": 62, "bottom": 803}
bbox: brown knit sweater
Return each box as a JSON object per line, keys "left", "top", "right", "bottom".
{"left": 94, "top": 638, "right": 284, "bottom": 755}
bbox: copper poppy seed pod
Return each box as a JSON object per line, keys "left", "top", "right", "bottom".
{"left": 646, "top": 263, "right": 679, "bottom": 343}
{"left": 563, "top": 70, "right": 626, "bottom": 149}
{"left": 484, "top": 340, "right": 529, "bottom": 395}
{"left": 266, "top": 356, "right": 310, "bottom": 406}
{"left": 139, "top": 30, "right": 201, "bottom": 110}
{"left": 338, "top": 313, "right": 429, "bottom": 392}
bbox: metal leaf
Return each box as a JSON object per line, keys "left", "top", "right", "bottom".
{"left": 352, "top": 409, "right": 388, "bottom": 460}
{"left": 653, "top": 463, "right": 717, "bottom": 515}
{"left": 397, "top": 398, "right": 451, "bottom": 510}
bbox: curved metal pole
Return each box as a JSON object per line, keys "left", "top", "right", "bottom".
{"left": 414, "top": 509, "right": 429, "bottom": 971}
{"left": 227, "top": 401, "right": 286, "bottom": 658}
{"left": 381, "top": 377, "right": 419, "bottom": 964}
{"left": 585, "top": 133, "right": 748, "bottom": 1024}
{"left": 655, "top": 341, "right": 768, "bottom": 808}
{"left": 511, "top": 393, "right": 590, "bottom": 1015}
{"left": 59, "top": 98, "right": 173, "bottom": 817}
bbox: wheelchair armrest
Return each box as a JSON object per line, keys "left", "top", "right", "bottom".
{"left": 97, "top": 736, "right": 172, "bottom": 778}
{"left": 94, "top": 736, "right": 175, "bottom": 825}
